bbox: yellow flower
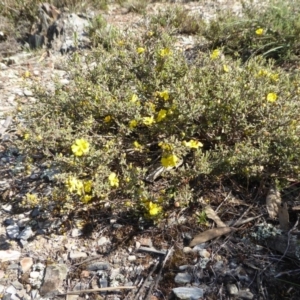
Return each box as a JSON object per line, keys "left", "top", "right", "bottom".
{"left": 104, "top": 115, "right": 112, "bottom": 123}
{"left": 270, "top": 73, "right": 279, "bottom": 82}
{"left": 257, "top": 69, "right": 269, "bottom": 77}
{"left": 137, "top": 47, "right": 145, "bottom": 54}
{"left": 183, "top": 140, "right": 203, "bottom": 149}
{"left": 66, "top": 176, "right": 84, "bottom": 195}
{"left": 255, "top": 28, "right": 264, "bottom": 35}
{"left": 71, "top": 139, "right": 89, "bottom": 156}
{"left": 133, "top": 141, "right": 143, "bottom": 150}
{"left": 161, "top": 153, "right": 179, "bottom": 168}
{"left": 223, "top": 65, "right": 229, "bottom": 72}
{"left": 143, "top": 116, "right": 155, "bottom": 126}
{"left": 147, "top": 201, "right": 162, "bottom": 216}
{"left": 109, "top": 172, "right": 119, "bottom": 187}
{"left": 210, "top": 49, "right": 220, "bottom": 60}
{"left": 81, "top": 195, "right": 92, "bottom": 203}
{"left": 24, "top": 133, "right": 30, "bottom": 140}
{"left": 129, "top": 119, "right": 138, "bottom": 129}
{"left": 131, "top": 94, "right": 139, "bottom": 102}
{"left": 159, "top": 48, "right": 172, "bottom": 57}
{"left": 267, "top": 92, "right": 277, "bottom": 103}
{"left": 117, "top": 40, "right": 125, "bottom": 46}
{"left": 84, "top": 180, "right": 93, "bottom": 193}
{"left": 158, "top": 142, "right": 172, "bottom": 151}
{"left": 156, "top": 109, "right": 167, "bottom": 122}
{"left": 157, "top": 90, "right": 169, "bottom": 101}
{"left": 147, "top": 31, "right": 154, "bottom": 37}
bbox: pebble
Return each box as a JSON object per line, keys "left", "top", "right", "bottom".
{"left": 23, "top": 89, "right": 33, "bottom": 96}
{"left": 6, "top": 224, "right": 20, "bottom": 239}
{"left": 20, "top": 257, "right": 33, "bottom": 273}
{"left": 71, "top": 228, "right": 82, "bottom": 237}
{"left": 69, "top": 251, "right": 87, "bottom": 259}
{"left": 237, "top": 290, "right": 254, "bottom": 299}
{"left": 183, "top": 247, "right": 193, "bottom": 253}
{"left": 2, "top": 204, "right": 12, "bottom": 212}
{"left": 17, "top": 226, "right": 33, "bottom": 240}
{"left": 30, "top": 271, "right": 40, "bottom": 279}
{"left": 0, "top": 250, "right": 21, "bottom": 262}
{"left": 128, "top": 255, "right": 136, "bottom": 262}
{"left": 199, "top": 249, "right": 210, "bottom": 258}
{"left": 97, "top": 236, "right": 110, "bottom": 246}
{"left": 174, "top": 272, "right": 192, "bottom": 284}
{"left": 172, "top": 287, "right": 204, "bottom": 300}
{"left": 227, "top": 283, "right": 238, "bottom": 295}
{"left": 12, "top": 280, "right": 23, "bottom": 290}
{"left": 86, "top": 261, "right": 110, "bottom": 271}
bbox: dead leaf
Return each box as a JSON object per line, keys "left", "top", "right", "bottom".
{"left": 266, "top": 186, "right": 281, "bottom": 219}
{"left": 278, "top": 203, "right": 289, "bottom": 231}
{"left": 204, "top": 206, "right": 226, "bottom": 227}
{"left": 189, "top": 227, "right": 234, "bottom": 247}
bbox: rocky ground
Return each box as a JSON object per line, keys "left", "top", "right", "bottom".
{"left": 1, "top": 1, "right": 300, "bottom": 300}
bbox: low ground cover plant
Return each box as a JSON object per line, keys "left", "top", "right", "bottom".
{"left": 14, "top": 1, "right": 300, "bottom": 221}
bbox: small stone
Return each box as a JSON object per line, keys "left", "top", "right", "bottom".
{"left": 237, "top": 290, "right": 254, "bottom": 299}
{"left": 6, "top": 285, "right": 17, "bottom": 294}
{"left": 178, "top": 265, "right": 189, "bottom": 271}
{"left": 172, "top": 287, "right": 204, "bottom": 300}
{"left": 227, "top": 283, "right": 238, "bottom": 295}
{"left": 128, "top": 255, "right": 136, "bottom": 262}
{"left": 6, "top": 224, "right": 20, "bottom": 239}
{"left": 12, "top": 281, "right": 23, "bottom": 290}
{"left": 40, "top": 264, "right": 68, "bottom": 298}
{"left": 86, "top": 261, "right": 110, "bottom": 271}
{"left": 20, "top": 257, "right": 33, "bottom": 273}
{"left": 99, "top": 278, "right": 108, "bottom": 288}
{"left": 2, "top": 204, "right": 12, "bottom": 212}
{"left": 71, "top": 228, "right": 82, "bottom": 237}
{"left": 17, "top": 226, "right": 33, "bottom": 240}
{"left": 30, "top": 271, "right": 40, "bottom": 279}
{"left": 199, "top": 249, "right": 210, "bottom": 258}
{"left": 97, "top": 237, "right": 110, "bottom": 246}
{"left": 183, "top": 247, "right": 193, "bottom": 254}
{"left": 139, "top": 237, "right": 152, "bottom": 247}
{"left": 174, "top": 272, "right": 192, "bottom": 284}
{"left": 192, "top": 244, "right": 206, "bottom": 251}
{"left": 4, "top": 218, "right": 14, "bottom": 226}
{"left": 23, "top": 89, "right": 33, "bottom": 97}
{"left": 69, "top": 251, "right": 87, "bottom": 259}
{"left": 0, "top": 250, "right": 21, "bottom": 262}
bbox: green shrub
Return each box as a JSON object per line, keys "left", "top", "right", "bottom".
{"left": 200, "top": 0, "right": 300, "bottom": 64}
{"left": 16, "top": 22, "right": 300, "bottom": 218}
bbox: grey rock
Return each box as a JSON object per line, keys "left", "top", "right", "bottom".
{"left": 71, "top": 228, "right": 82, "bottom": 237}
{"left": 172, "top": 287, "right": 204, "bottom": 300}
{"left": 97, "top": 236, "right": 110, "bottom": 246}
{"left": 4, "top": 218, "right": 14, "bottom": 226}
{"left": 69, "top": 251, "right": 87, "bottom": 259}
{"left": 30, "top": 207, "right": 40, "bottom": 218}
{"left": 99, "top": 278, "right": 108, "bottom": 288}
{"left": 86, "top": 261, "right": 110, "bottom": 271}
{"left": 23, "top": 89, "right": 33, "bottom": 97}
{"left": 40, "top": 264, "right": 68, "bottom": 298}
{"left": 128, "top": 255, "right": 136, "bottom": 262}
{"left": 0, "top": 250, "right": 21, "bottom": 262}
{"left": 6, "top": 285, "right": 17, "bottom": 294}
{"left": 17, "top": 226, "right": 33, "bottom": 240}
{"left": 227, "top": 283, "right": 238, "bottom": 295}
{"left": 175, "top": 273, "right": 192, "bottom": 284}
{"left": 237, "top": 290, "right": 254, "bottom": 299}
{"left": 12, "top": 280, "right": 23, "bottom": 290}
{"left": 7, "top": 263, "right": 20, "bottom": 270}
{"left": 178, "top": 265, "right": 190, "bottom": 271}
{"left": 2, "top": 204, "right": 12, "bottom": 212}
{"left": 6, "top": 224, "right": 20, "bottom": 239}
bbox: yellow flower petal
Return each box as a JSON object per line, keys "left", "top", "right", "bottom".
{"left": 109, "top": 172, "right": 119, "bottom": 187}
{"left": 161, "top": 154, "right": 179, "bottom": 168}
{"left": 156, "top": 109, "right": 167, "bottom": 122}
{"left": 71, "top": 139, "right": 89, "bottom": 156}
{"left": 255, "top": 28, "right": 264, "bottom": 35}
{"left": 267, "top": 92, "right": 277, "bottom": 103}
{"left": 210, "top": 49, "right": 220, "bottom": 60}
{"left": 143, "top": 116, "right": 155, "bottom": 126}
{"left": 137, "top": 47, "right": 145, "bottom": 54}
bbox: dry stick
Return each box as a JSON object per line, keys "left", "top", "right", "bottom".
{"left": 144, "top": 247, "right": 174, "bottom": 300}
{"left": 58, "top": 286, "right": 136, "bottom": 295}
{"left": 133, "top": 260, "right": 160, "bottom": 300}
